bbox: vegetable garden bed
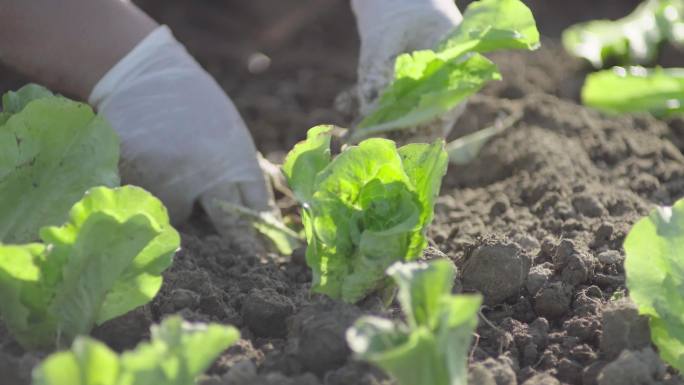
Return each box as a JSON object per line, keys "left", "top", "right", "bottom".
{"left": 2, "top": 0, "right": 684, "bottom": 384}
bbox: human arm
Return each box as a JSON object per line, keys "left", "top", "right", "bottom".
{"left": 0, "top": 0, "right": 272, "bottom": 232}
{"left": 0, "top": 0, "right": 156, "bottom": 100}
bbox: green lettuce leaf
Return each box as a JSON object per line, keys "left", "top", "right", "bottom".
{"left": 282, "top": 125, "right": 333, "bottom": 203}
{"left": 437, "top": 0, "right": 540, "bottom": 58}
{"left": 625, "top": 198, "right": 684, "bottom": 371}
{"left": 285, "top": 127, "right": 448, "bottom": 302}
{"left": 0, "top": 84, "right": 120, "bottom": 243}
{"left": 1, "top": 84, "right": 55, "bottom": 114}
{"left": 355, "top": 0, "right": 540, "bottom": 140}
{"left": 347, "top": 260, "right": 482, "bottom": 385}
{"left": 0, "top": 186, "right": 180, "bottom": 349}
{"left": 398, "top": 142, "right": 449, "bottom": 257}
{"left": 582, "top": 66, "right": 684, "bottom": 117}
{"left": 562, "top": 0, "right": 684, "bottom": 68}
{"left": 32, "top": 316, "right": 239, "bottom": 385}
{"left": 353, "top": 54, "right": 500, "bottom": 141}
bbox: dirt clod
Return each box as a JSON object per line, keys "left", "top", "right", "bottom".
{"left": 168, "top": 288, "right": 201, "bottom": 311}
{"left": 461, "top": 238, "right": 531, "bottom": 305}
{"left": 522, "top": 372, "right": 560, "bottom": 385}
{"left": 597, "top": 348, "right": 666, "bottom": 385}
{"left": 527, "top": 264, "right": 553, "bottom": 296}
{"left": 92, "top": 306, "right": 153, "bottom": 351}
{"left": 469, "top": 356, "right": 518, "bottom": 385}
{"left": 289, "top": 302, "right": 360, "bottom": 374}
{"left": 597, "top": 250, "right": 622, "bottom": 265}
{"left": 600, "top": 299, "right": 651, "bottom": 359}
{"left": 243, "top": 288, "right": 295, "bottom": 338}
{"left": 533, "top": 282, "right": 572, "bottom": 320}
{"left": 572, "top": 195, "right": 606, "bottom": 218}
{"left": 0, "top": 352, "right": 36, "bottom": 385}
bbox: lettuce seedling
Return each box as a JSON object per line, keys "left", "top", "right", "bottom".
{"left": 283, "top": 126, "right": 448, "bottom": 302}
{"left": 353, "top": 0, "right": 540, "bottom": 141}
{"left": 32, "top": 316, "right": 239, "bottom": 385}
{"left": 624, "top": 198, "right": 684, "bottom": 372}
{"left": 563, "top": 0, "right": 684, "bottom": 68}
{"left": 0, "top": 84, "right": 120, "bottom": 243}
{"left": 0, "top": 186, "right": 180, "bottom": 349}
{"left": 347, "top": 260, "right": 482, "bottom": 385}
{"left": 582, "top": 66, "right": 684, "bottom": 117}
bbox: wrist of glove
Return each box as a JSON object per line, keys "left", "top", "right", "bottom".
{"left": 90, "top": 26, "right": 271, "bottom": 226}
{"left": 351, "top": 0, "right": 464, "bottom": 141}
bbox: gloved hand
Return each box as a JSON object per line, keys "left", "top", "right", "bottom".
{"left": 90, "top": 26, "right": 273, "bottom": 233}
{"left": 351, "top": 0, "right": 464, "bottom": 142}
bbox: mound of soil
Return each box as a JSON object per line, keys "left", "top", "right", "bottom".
{"left": 3, "top": 1, "right": 684, "bottom": 385}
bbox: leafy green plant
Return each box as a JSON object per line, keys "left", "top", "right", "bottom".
{"left": 283, "top": 126, "right": 448, "bottom": 302}
{"left": 347, "top": 259, "right": 482, "bottom": 385}
{"left": 563, "top": 0, "right": 684, "bottom": 68}
{"left": 582, "top": 66, "right": 684, "bottom": 116}
{"left": 32, "top": 316, "right": 239, "bottom": 385}
{"left": 0, "top": 186, "right": 180, "bottom": 349}
{"left": 0, "top": 84, "right": 120, "bottom": 243}
{"left": 352, "top": 0, "right": 540, "bottom": 141}
{"left": 624, "top": 198, "right": 684, "bottom": 372}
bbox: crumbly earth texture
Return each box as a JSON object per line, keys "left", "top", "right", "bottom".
{"left": 2, "top": 1, "right": 684, "bottom": 385}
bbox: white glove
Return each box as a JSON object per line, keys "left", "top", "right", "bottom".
{"left": 351, "top": 0, "right": 463, "bottom": 141}
{"left": 89, "top": 26, "right": 271, "bottom": 228}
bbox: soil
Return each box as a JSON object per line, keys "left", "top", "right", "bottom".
{"left": 2, "top": 1, "right": 684, "bottom": 385}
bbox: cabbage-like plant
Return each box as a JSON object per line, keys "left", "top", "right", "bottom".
{"left": 32, "top": 316, "right": 239, "bottom": 385}
{"left": 0, "top": 186, "right": 180, "bottom": 349}
{"left": 283, "top": 126, "right": 448, "bottom": 302}
{"left": 347, "top": 260, "right": 482, "bottom": 385}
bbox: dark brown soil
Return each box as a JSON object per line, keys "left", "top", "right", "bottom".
{"left": 3, "top": 1, "right": 684, "bottom": 385}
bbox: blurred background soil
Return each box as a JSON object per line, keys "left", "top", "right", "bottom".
{"left": 0, "top": 0, "right": 646, "bottom": 156}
